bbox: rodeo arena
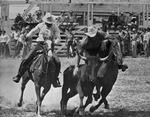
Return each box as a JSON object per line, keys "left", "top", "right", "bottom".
{"left": 1, "top": 0, "right": 150, "bottom": 117}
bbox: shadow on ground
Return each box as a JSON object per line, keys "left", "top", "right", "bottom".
{"left": 1, "top": 103, "right": 150, "bottom": 117}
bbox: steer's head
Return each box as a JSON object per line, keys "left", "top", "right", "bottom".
{"left": 80, "top": 55, "right": 100, "bottom": 83}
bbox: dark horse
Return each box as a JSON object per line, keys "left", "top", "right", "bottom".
{"left": 60, "top": 55, "right": 100, "bottom": 117}
{"left": 17, "top": 47, "right": 56, "bottom": 117}
{"left": 90, "top": 39, "right": 123, "bottom": 112}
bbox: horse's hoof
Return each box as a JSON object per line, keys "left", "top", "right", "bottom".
{"left": 17, "top": 102, "right": 22, "bottom": 107}
{"left": 90, "top": 106, "right": 95, "bottom": 113}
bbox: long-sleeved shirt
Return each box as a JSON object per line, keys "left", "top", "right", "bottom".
{"left": 26, "top": 22, "right": 61, "bottom": 44}
{"left": 11, "top": 31, "right": 20, "bottom": 40}
{"left": 0, "top": 34, "right": 10, "bottom": 43}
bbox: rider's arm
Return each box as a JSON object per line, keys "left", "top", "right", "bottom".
{"left": 26, "top": 23, "right": 41, "bottom": 38}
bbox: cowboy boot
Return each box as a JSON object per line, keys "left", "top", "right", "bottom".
{"left": 13, "top": 59, "right": 27, "bottom": 83}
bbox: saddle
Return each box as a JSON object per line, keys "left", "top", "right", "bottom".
{"left": 30, "top": 50, "right": 48, "bottom": 73}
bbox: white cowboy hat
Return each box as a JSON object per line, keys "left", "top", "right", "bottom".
{"left": 42, "top": 12, "right": 55, "bottom": 24}
{"left": 85, "top": 26, "right": 98, "bottom": 37}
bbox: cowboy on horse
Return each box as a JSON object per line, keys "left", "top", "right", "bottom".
{"left": 74, "top": 26, "right": 128, "bottom": 76}
{"left": 13, "top": 12, "right": 61, "bottom": 88}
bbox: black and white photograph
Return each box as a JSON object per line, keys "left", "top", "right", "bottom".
{"left": 0, "top": 0, "right": 150, "bottom": 117}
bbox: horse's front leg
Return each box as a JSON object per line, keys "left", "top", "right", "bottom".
{"left": 40, "top": 85, "right": 51, "bottom": 104}
{"left": 76, "top": 81, "right": 85, "bottom": 115}
{"left": 35, "top": 82, "right": 42, "bottom": 117}
{"left": 18, "top": 75, "right": 30, "bottom": 107}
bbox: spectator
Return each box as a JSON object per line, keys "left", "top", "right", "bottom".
{"left": 131, "top": 29, "right": 140, "bottom": 58}
{"left": 125, "top": 12, "right": 132, "bottom": 25}
{"left": 116, "top": 26, "right": 125, "bottom": 55}
{"left": 124, "top": 28, "right": 131, "bottom": 56}
{"left": 65, "top": 28, "right": 75, "bottom": 58}
{"left": 13, "top": 30, "right": 23, "bottom": 58}
{"left": 143, "top": 27, "right": 150, "bottom": 58}
{"left": 0, "top": 30, "right": 10, "bottom": 59}
{"left": 125, "top": 12, "right": 137, "bottom": 31}
{"left": 68, "top": 10, "right": 76, "bottom": 23}
{"left": 58, "top": 11, "right": 66, "bottom": 24}
{"left": 136, "top": 31, "right": 143, "bottom": 55}
{"left": 118, "top": 12, "right": 126, "bottom": 29}
{"left": 21, "top": 26, "right": 32, "bottom": 59}
{"left": 0, "top": 31, "right": 2, "bottom": 58}
{"left": 34, "top": 10, "right": 42, "bottom": 23}
{"left": 25, "top": 13, "right": 33, "bottom": 23}
{"left": 14, "top": 13, "right": 24, "bottom": 24}
{"left": 108, "top": 11, "right": 119, "bottom": 30}
{"left": 11, "top": 29, "right": 20, "bottom": 41}
{"left": 11, "top": 29, "right": 21, "bottom": 58}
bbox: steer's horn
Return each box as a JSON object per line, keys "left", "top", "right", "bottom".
{"left": 99, "top": 55, "right": 109, "bottom": 61}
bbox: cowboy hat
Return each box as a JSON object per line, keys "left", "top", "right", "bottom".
{"left": 85, "top": 26, "right": 98, "bottom": 37}
{"left": 42, "top": 12, "right": 55, "bottom": 24}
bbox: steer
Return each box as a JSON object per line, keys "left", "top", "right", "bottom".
{"left": 60, "top": 55, "right": 100, "bottom": 117}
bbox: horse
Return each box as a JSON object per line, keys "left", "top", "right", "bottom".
{"left": 17, "top": 45, "right": 56, "bottom": 117}
{"left": 89, "top": 39, "right": 123, "bottom": 112}
{"left": 60, "top": 55, "right": 101, "bottom": 117}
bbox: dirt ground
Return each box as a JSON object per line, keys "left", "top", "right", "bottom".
{"left": 1, "top": 57, "right": 150, "bottom": 117}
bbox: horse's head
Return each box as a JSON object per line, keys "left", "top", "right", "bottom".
{"left": 80, "top": 54, "right": 100, "bottom": 83}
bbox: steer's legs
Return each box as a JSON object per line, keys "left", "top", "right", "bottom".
{"left": 90, "top": 85, "right": 112, "bottom": 112}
